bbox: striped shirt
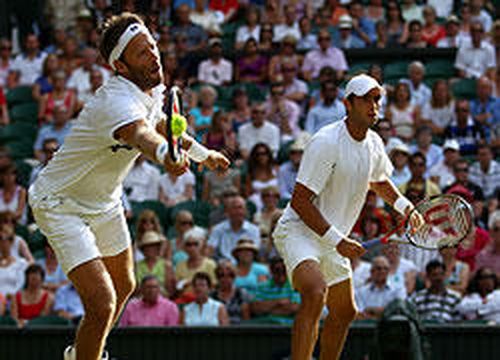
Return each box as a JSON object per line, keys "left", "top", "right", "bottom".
{"left": 468, "top": 160, "right": 500, "bottom": 199}
{"left": 409, "top": 288, "right": 462, "bottom": 323}
{"left": 251, "top": 279, "right": 300, "bottom": 324}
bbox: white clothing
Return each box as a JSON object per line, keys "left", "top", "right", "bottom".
{"left": 238, "top": 121, "right": 280, "bottom": 156}
{"left": 455, "top": 41, "right": 496, "bottom": 79}
{"left": 123, "top": 160, "right": 162, "bottom": 202}
{"left": 421, "top": 101, "right": 455, "bottom": 130}
{"left": 471, "top": 11, "right": 493, "bottom": 32}
{"left": 10, "top": 235, "right": 25, "bottom": 261}
{"left": 190, "top": 11, "right": 222, "bottom": 34}
{"left": 158, "top": 169, "right": 195, "bottom": 203}
{"left": 29, "top": 75, "right": 166, "bottom": 213}
{"left": 389, "top": 104, "right": 416, "bottom": 139}
{"left": 183, "top": 298, "right": 222, "bottom": 326}
{"left": 457, "top": 290, "right": 500, "bottom": 324}
{"left": 236, "top": 25, "right": 261, "bottom": 44}
{"left": 274, "top": 121, "right": 393, "bottom": 285}
{"left": 0, "top": 185, "right": 27, "bottom": 224}
{"left": 387, "top": 257, "right": 417, "bottom": 292}
{"left": 427, "top": 0, "right": 453, "bottom": 18}
{"left": 428, "top": 161, "right": 456, "bottom": 189}
{"left": 273, "top": 23, "right": 301, "bottom": 43}
{"left": 353, "top": 260, "right": 371, "bottom": 288}
{"left": 355, "top": 282, "right": 407, "bottom": 312}
{"left": 437, "top": 34, "right": 471, "bottom": 49}
{"left": 67, "top": 65, "right": 110, "bottom": 97}
{"left": 10, "top": 52, "right": 47, "bottom": 85}
{"left": 197, "top": 58, "right": 233, "bottom": 86}
{"left": 0, "top": 258, "right": 28, "bottom": 296}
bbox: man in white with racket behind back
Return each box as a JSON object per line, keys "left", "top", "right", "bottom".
{"left": 273, "top": 74, "right": 423, "bottom": 360}
{"left": 28, "top": 13, "right": 229, "bottom": 360}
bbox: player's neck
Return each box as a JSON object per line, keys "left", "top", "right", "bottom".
{"left": 345, "top": 117, "right": 368, "bottom": 141}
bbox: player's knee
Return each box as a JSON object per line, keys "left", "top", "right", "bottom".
{"left": 331, "top": 303, "right": 357, "bottom": 324}
{"left": 84, "top": 287, "right": 117, "bottom": 324}
{"left": 121, "top": 270, "right": 136, "bottom": 299}
{"left": 301, "top": 282, "right": 327, "bottom": 312}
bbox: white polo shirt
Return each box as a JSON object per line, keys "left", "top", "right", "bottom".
{"left": 280, "top": 120, "right": 393, "bottom": 238}
{"left": 29, "top": 75, "right": 165, "bottom": 213}
{"left": 11, "top": 51, "right": 47, "bottom": 85}
{"left": 454, "top": 41, "right": 496, "bottom": 79}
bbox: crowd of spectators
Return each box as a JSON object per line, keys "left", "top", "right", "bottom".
{"left": 0, "top": 0, "right": 499, "bottom": 328}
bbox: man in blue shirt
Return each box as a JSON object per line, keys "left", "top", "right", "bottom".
{"left": 278, "top": 132, "right": 311, "bottom": 201}
{"left": 445, "top": 99, "right": 486, "bottom": 155}
{"left": 470, "top": 76, "right": 500, "bottom": 140}
{"left": 33, "top": 105, "right": 72, "bottom": 161}
{"left": 305, "top": 80, "right": 346, "bottom": 134}
{"left": 54, "top": 284, "right": 84, "bottom": 325}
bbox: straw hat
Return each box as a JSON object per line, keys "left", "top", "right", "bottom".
{"left": 138, "top": 231, "right": 166, "bottom": 248}
{"left": 231, "top": 239, "right": 258, "bottom": 258}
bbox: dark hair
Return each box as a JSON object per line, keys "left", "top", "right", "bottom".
{"left": 321, "top": 80, "right": 337, "bottom": 92}
{"left": 409, "top": 19, "right": 423, "bottom": 31}
{"left": 248, "top": 143, "right": 274, "bottom": 179}
{"left": 98, "top": 12, "right": 144, "bottom": 64}
{"left": 192, "top": 271, "right": 212, "bottom": 288}
{"left": 269, "top": 256, "right": 285, "bottom": 269}
{"left": 466, "top": 267, "right": 498, "bottom": 294}
{"left": 141, "top": 274, "right": 159, "bottom": 287}
{"left": 385, "top": 0, "right": 404, "bottom": 23}
{"left": 409, "top": 151, "right": 426, "bottom": 166}
{"left": 476, "top": 144, "right": 492, "bottom": 154}
{"left": 431, "top": 80, "right": 452, "bottom": 108}
{"left": 425, "top": 259, "right": 445, "bottom": 274}
{"left": 24, "top": 264, "right": 45, "bottom": 287}
{"left": 415, "top": 125, "right": 433, "bottom": 137}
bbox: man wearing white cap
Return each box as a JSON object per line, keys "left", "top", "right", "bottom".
{"left": 429, "top": 139, "right": 461, "bottom": 189}
{"left": 28, "top": 13, "right": 229, "bottom": 360}
{"left": 273, "top": 74, "right": 423, "bottom": 360}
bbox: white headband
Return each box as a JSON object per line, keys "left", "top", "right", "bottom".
{"left": 108, "top": 23, "right": 153, "bottom": 70}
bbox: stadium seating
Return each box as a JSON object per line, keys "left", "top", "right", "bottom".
{"left": 0, "top": 315, "right": 17, "bottom": 327}
{"left": 5, "top": 86, "right": 33, "bottom": 106}
{"left": 451, "top": 78, "right": 477, "bottom": 100}
{"left": 384, "top": 61, "right": 411, "bottom": 85}
{"left": 9, "top": 102, "right": 38, "bottom": 125}
{"left": 130, "top": 200, "right": 170, "bottom": 232}
{"left": 25, "top": 315, "right": 73, "bottom": 327}
{"left": 170, "top": 199, "right": 212, "bottom": 228}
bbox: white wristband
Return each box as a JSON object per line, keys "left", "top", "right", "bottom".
{"left": 394, "top": 196, "right": 414, "bottom": 216}
{"left": 186, "top": 141, "right": 210, "bottom": 162}
{"left": 321, "top": 225, "right": 345, "bottom": 248}
{"left": 155, "top": 140, "right": 169, "bottom": 164}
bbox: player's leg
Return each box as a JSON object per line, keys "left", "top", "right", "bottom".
{"left": 68, "top": 259, "right": 117, "bottom": 360}
{"left": 320, "top": 278, "right": 357, "bottom": 360}
{"left": 291, "top": 259, "right": 327, "bottom": 360}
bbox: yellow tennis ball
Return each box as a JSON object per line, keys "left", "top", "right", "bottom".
{"left": 171, "top": 113, "right": 188, "bottom": 137}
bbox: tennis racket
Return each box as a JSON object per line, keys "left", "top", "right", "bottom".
{"left": 362, "top": 194, "right": 474, "bottom": 250}
{"left": 165, "top": 85, "right": 183, "bottom": 162}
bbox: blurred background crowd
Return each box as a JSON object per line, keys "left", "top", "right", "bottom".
{"left": 0, "top": 0, "right": 499, "bottom": 328}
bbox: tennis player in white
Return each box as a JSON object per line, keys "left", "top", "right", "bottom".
{"left": 273, "top": 74, "right": 423, "bottom": 360}
{"left": 28, "top": 13, "right": 228, "bottom": 360}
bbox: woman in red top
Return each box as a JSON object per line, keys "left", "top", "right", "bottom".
{"left": 11, "top": 264, "right": 54, "bottom": 327}
{"left": 421, "top": 5, "right": 446, "bottom": 47}
{"left": 38, "top": 70, "right": 76, "bottom": 125}
{"left": 0, "top": 86, "right": 9, "bottom": 126}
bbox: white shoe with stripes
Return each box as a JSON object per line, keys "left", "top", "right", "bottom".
{"left": 64, "top": 346, "right": 109, "bottom": 360}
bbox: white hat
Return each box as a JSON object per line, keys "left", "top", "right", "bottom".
{"left": 338, "top": 15, "right": 353, "bottom": 29}
{"left": 390, "top": 142, "right": 410, "bottom": 155}
{"left": 443, "top": 139, "right": 460, "bottom": 151}
{"left": 290, "top": 131, "right": 311, "bottom": 152}
{"left": 345, "top": 74, "right": 385, "bottom": 99}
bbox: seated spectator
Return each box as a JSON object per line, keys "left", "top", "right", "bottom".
{"left": 421, "top": 5, "right": 446, "bottom": 47}
{"left": 180, "top": 272, "right": 229, "bottom": 326}
{"left": 232, "top": 239, "right": 269, "bottom": 293}
{"left": 403, "top": 20, "right": 428, "bottom": 48}
{"left": 202, "top": 111, "right": 237, "bottom": 157}
{"left": 352, "top": 191, "right": 393, "bottom": 237}
{"left": 158, "top": 167, "right": 195, "bottom": 208}
{"left": 168, "top": 210, "right": 194, "bottom": 267}
{"left": 189, "top": 0, "right": 221, "bottom": 36}
{"left": 429, "top": 139, "right": 461, "bottom": 190}
{"left": 410, "top": 260, "right": 461, "bottom": 323}
{"left": 455, "top": 22, "right": 496, "bottom": 79}
{"left": 264, "top": 82, "right": 300, "bottom": 142}
{"left": 297, "top": 16, "right": 318, "bottom": 52}
{"left": 235, "top": 38, "right": 268, "bottom": 85}
{"left": 202, "top": 166, "right": 240, "bottom": 207}
{"left": 347, "top": 1, "right": 376, "bottom": 44}
{"left": 399, "top": 152, "right": 441, "bottom": 199}
{"left": 365, "top": 0, "right": 385, "bottom": 23}
{"left": 457, "top": 3, "right": 472, "bottom": 38}
{"left": 175, "top": 227, "right": 216, "bottom": 298}
{"left": 0, "top": 165, "right": 27, "bottom": 224}
{"left": 468, "top": 145, "right": 500, "bottom": 199}
{"left": 11, "top": 264, "right": 54, "bottom": 327}
{"left": 258, "top": 23, "right": 274, "bottom": 52}
{"left": 0, "top": 85, "right": 8, "bottom": 126}
{"left": 401, "top": 0, "right": 423, "bottom": 23}
{"left": 190, "top": 85, "right": 219, "bottom": 141}
{"left": 444, "top": 160, "right": 485, "bottom": 203}
{"left": 0, "top": 212, "right": 33, "bottom": 263}
{"left": 197, "top": 38, "right": 233, "bottom": 86}
{"left": 352, "top": 256, "right": 372, "bottom": 289}
{"left": 382, "top": 242, "right": 417, "bottom": 295}
{"left": 0, "top": 224, "right": 28, "bottom": 299}
{"left": 372, "top": 19, "right": 389, "bottom": 49}
{"left": 336, "top": 15, "right": 366, "bottom": 49}
{"left": 235, "top": 5, "right": 261, "bottom": 50}
{"left": 457, "top": 267, "right": 500, "bottom": 324}
{"left": 57, "top": 36, "right": 81, "bottom": 77}
{"left": 356, "top": 256, "right": 407, "bottom": 319}
{"left": 437, "top": 15, "right": 471, "bottom": 48}
{"left": 253, "top": 186, "right": 282, "bottom": 241}
{"left": 211, "top": 260, "right": 251, "bottom": 324}
{"left": 476, "top": 211, "right": 500, "bottom": 277}
{"left": 269, "top": 37, "right": 302, "bottom": 83}
{"left": 208, "top": 186, "right": 239, "bottom": 227}
{"left": 385, "top": 0, "right": 406, "bottom": 46}
{"left": 32, "top": 53, "right": 59, "bottom": 102}
{"left": 308, "top": 66, "right": 338, "bottom": 109}
{"left": 120, "top": 275, "right": 179, "bottom": 327}
{"left": 228, "top": 88, "right": 251, "bottom": 132}
{"left": 278, "top": 132, "right": 309, "bottom": 201}
{"left": 38, "top": 70, "right": 77, "bottom": 125}
{"left": 400, "top": 61, "right": 431, "bottom": 109}
{"left": 389, "top": 142, "right": 412, "bottom": 188}
{"left": 208, "top": 0, "right": 238, "bottom": 23}
{"left": 358, "top": 215, "right": 383, "bottom": 244}
{"left": 386, "top": 82, "right": 420, "bottom": 141}
{"left": 456, "top": 223, "right": 490, "bottom": 273}
{"left": 135, "top": 231, "right": 176, "bottom": 297}
{"left": 123, "top": 155, "right": 161, "bottom": 202}
{"left": 77, "top": 68, "right": 104, "bottom": 106}
{"left": 470, "top": 0, "right": 493, "bottom": 32}
{"left": 250, "top": 257, "right": 300, "bottom": 324}
{"left": 281, "top": 58, "right": 308, "bottom": 107}
{"left": 444, "top": 99, "right": 486, "bottom": 156}
{"left": 134, "top": 209, "right": 164, "bottom": 261}
{"left": 10, "top": 33, "right": 47, "bottom": 86}
{"left": 170, "top": 4, "right": 208, "bottom": 52}
{"left": 440, "top": 247, "right": 470, "bottom": 295}
{"left": 34, "top": 106, "right": 73, "bottom": 162}
{"left": 410, "top": 126, "right": 443, "bottom": 173}
{"left": 426, "top": 0, "right": 453, "bottom": 19}
{"left": 0, "top": 38, "right": 12, "bottom": 88}
{"left": 207, "top": 196, "right": 261, "bottom": 261}
{"left": 301, "top": 29, "right": 348, "bottom": 81}
{"left": 305, "top": 80, "right": 346, "bottom": 134}
{"left": 36, "top": 240, "right": 68, "bottom": 293}
{"left": 420, "top": 80, "right": 455, "bottom": 136}
{"left": 273, "top": 4, "right": 301, "bottom": 43}
{"left": 470, "top": 77, "right": 500, "bottom": 137}
{"left": 30, "top": 138, "right": 59, "bottom": 186}
{"left": 54, "top": 283, "right": 84, "bottom": 325}
{"left": 245, "top": 143, "right": 279, "bottom": 211}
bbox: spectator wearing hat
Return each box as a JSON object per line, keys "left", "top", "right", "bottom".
{"left": 175, "top": 227, "right": 217, "bottom": 298}
{"left": 468, "top": 144, "right": 500, "bottom": 199}
{"left": 232, "top": 239, "right": 269, "bottom": 293}
{"left": 135, "top": 231, "right": 176, "bottom": 297}
{"left": 273, "top": 4, "right": 301, "bottom": 43}
{"left": 180, "top": 272, "right": 229, "bottom": 326}
{"left": 305, "top": 80, "right": 346, "bottom": 134}
{"left": 208, "top": 196, "right": 261, "bottom": 261}
{"left": 400, "top": 61, "right": 431, "bottom": 109}
{"left": 410, "top": 126, "right": 443, "bottom": 173}
{"left": 429, "top": 139, "right": 461, "bottom": 189}
{"left": 235, "top": 6, "right": 261, "bottom": 49}
{"left": 476, "top": 211, "right": 500, "bottom": 278}
{"left": 437, "top": 15, "right": 471, "bottom": 48}
{"left": 301, "top": 29, "right": 348, "bottom": 82}
{"left": 278, "top": 132, "right": 310, "bottom": 201}
{"left": 197, "top": 38, "right": 233, "bottom": 86}
{"left": 389, "top": 141, "right": 412, "bottom": 187}
{"left": 336, "top": 15, "right": 366, "bottom": 49}
{"left": 120, "top": 275, "right": 179, "bottom": 327}
{"left": 211, "top": 260, "right": 252, "bottom": 324}
{"left": 253, "top": 186, "right": 282, "bottom": 241}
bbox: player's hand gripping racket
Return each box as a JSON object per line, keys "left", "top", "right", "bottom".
{"left": 165, "top": 85, "right": 184, "bottom": 163}
{"left": 363, "top": 194, "right": 474, "bottom": 250}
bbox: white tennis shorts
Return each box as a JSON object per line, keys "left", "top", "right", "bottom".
{"left": 31, "top": 195, "right": 131, "bottom": 275}
{"left": 273, "top": 218, "right": 352, "bottom": 287}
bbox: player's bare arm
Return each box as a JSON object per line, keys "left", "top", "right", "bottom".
{"left": 291, "top": 183, "right": 365, "bottom": 260}
{"left": 115, "top": 119, "right": 188, "bottom": 176}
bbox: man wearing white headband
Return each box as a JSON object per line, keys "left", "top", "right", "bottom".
{"left": 273, "top": 74, "right": 423, "bottom": 359}
{"left": 28, "top": 13, "right": 229, "bottom": 360}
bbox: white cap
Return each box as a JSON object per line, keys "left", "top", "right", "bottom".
{"left": 344, "top": 74, "right": 385, "bottom": 99}
{"left": 338, "top": 15, "right": 353, "bottom": 29}
{"left": 443, "top": 139, "right": 460, "bottom": 151}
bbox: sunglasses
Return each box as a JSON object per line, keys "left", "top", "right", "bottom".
{"left": 185, "top": 242, "right": 199, "bottom": 247}
{"left": 412, "top": 162, "right": 425, "bottom": 167}
{"left": 179, "top": 220, "right": 194, "bottom": 226}
{"left": 256, "top": 152, "right": 269, "bottom": 156}
{"left": 217, "top": 272, "right": 235, "bottom": 278}
{"left": 455, "top": 167, "right": 469, "bottom": 172}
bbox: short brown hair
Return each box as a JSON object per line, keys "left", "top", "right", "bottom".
{"left": 98, "top": 12, "right": 144, "bottom": 64}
